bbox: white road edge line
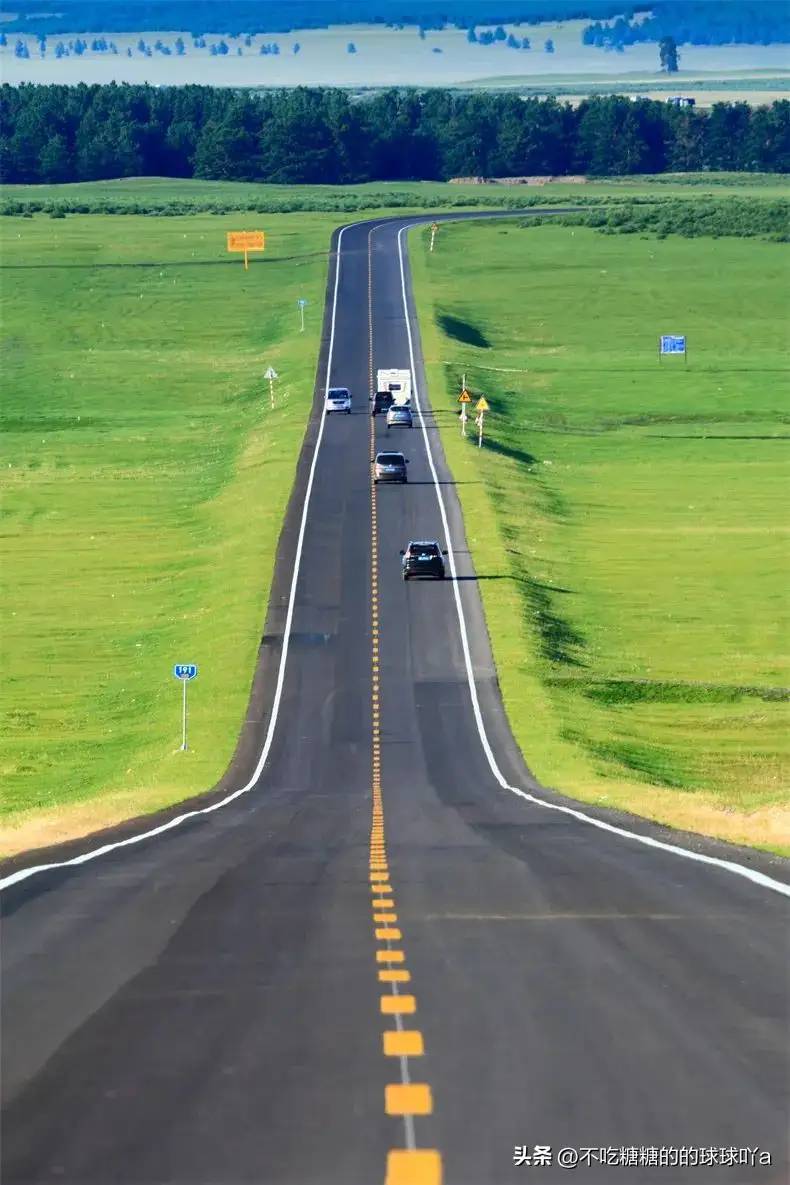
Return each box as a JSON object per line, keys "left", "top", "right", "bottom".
{"left": 0, "top": 223, "right": 353, "bottom": 892}
{"left": 396, "top": 221, "right": 790, "bottom": 901}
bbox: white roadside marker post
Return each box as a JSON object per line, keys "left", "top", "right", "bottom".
{"left": 264, "top": 365, "right": 278, "bottom": 409}
{"left": 429, "top": 221, "right": 439, "bottom": 253}
{"left": 475, "top": 396, "right": 490, "bottom": 448}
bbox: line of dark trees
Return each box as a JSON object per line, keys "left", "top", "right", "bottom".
{"left": 2, "top": 85, "right": 788, "bottom": 184}
{"left": 584, "top": 1, "right": 790, "bottom": 50}
{"left": 4, "top": 1, "right": 788, "bottom": 46}
{"left": 0, "top": 1, "right": 641, "bottom": 36}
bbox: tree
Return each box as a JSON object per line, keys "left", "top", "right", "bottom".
{"left": 347, "top": 42, "right": 357, "bottom": 53}
{"left": 521, "top": 37, "right": 531, "bottom": 48}
{"left": 494, "top": 25, "right": 506, "bottom": 41}
{"left": 175, "top": 37, "right": 185, "bottom": 55}
{"left": 659, "top": 36, "right": 679, "bottom": 73}
{"left": 293, "top": 42, "right": 301, "bottom": 53}
{"left": 39, "top": 134, "right": 72, "bottom": 182}
{"left": 544, "top": 38, "right": 555, "bottom": 53}
{"left": 466, "top": 27, "right": 477, "bottom": 43}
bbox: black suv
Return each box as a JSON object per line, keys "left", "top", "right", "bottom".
{"left": 371, "top": 390, "right": 395, "bottom": 416}
{"left": 400, "top": 541, "right": 447, "bottom": 581}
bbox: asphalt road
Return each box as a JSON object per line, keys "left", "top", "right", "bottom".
{"left": 2, "top": 215, "right": 788, "bottom": 1185}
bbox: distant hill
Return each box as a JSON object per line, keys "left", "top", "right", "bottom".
{"left": 2, "top": 0, "right": 787, "bottom": 45}
{"left": 0, "top": 2, "right": 640, "bottom": 36}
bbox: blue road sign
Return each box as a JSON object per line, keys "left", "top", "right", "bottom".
{"left": 660, "top": 335, "right": 686, "bottom": 355}
{"left": 297, "top": 298, "right": 308, "bottom": 308}
{"left": 173, "top": 663, "right": 198, "bottom": 681}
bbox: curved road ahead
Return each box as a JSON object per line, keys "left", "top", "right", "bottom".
{"left": 2, "top": 216, "right": 788, "bottom": 1185}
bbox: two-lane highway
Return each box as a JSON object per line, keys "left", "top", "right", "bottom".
{"left": 2, "top": 215, "right": 788, "bottom": 1185}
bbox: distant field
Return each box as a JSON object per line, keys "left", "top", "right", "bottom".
{"left": 411, "top": 220, "right": 790, "bottom": 854}
{"left": 0, "top": 19, "right": 787, "bottom": 96}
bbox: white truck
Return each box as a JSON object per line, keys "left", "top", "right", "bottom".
{"left": 375, "top": 368, "right": 412, "bottom": 407}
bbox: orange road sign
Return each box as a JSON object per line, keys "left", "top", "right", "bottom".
{"left": 227, "top": 230, "right": 265, "bottom": 269}
{"left": 475, "top": 396, "right": 490, "bottom": 412}
{"left": 458, "top": 389, "right": 472, "bottom": 403}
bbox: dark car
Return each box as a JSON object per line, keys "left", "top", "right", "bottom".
{"left": 400, "top": 540, "right": 447, "bottom": 580}
{"left": 373, "top": 452, "right": 409, "bottom": 484}
{"left": 371, "top": 390, "right": 395, "bottom": 416}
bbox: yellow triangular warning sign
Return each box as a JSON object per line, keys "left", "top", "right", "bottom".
{"left": 458, "top": 389, "right": 472, "bottom": 403}
{"left": 476, "top": 397, "right": 490, "bottom": 412}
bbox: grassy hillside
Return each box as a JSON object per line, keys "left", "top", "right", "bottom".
{"left": 1, "top": 206, "right": 356, "bottom": 855}
{"left": 410, "top": 219, "right": 790, "bottom": 853}
{"left": 3, "top": 174, "right": 788, "bottom": 216}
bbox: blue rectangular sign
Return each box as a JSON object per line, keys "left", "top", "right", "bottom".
{"left": 173, "top": 663, "right": 198, "bottom": 680}
{"left": 660, "top": 335, "right": 686, "bottom": 355}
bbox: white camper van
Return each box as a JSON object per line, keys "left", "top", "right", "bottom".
{"left": 375, "top": 369, "right": 412, "bottom": 407}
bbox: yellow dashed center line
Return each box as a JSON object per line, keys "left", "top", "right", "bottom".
{"left": 367, "top": 226, "right": 441, "bottom": 1185}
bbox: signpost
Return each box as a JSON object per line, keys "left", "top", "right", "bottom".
{"left": 429, "top": 222, "right": 439, "bottom": 253}
{"left": 659, "top": 334, "right": 687, "bottom": 363}
{"left": 226, "top": 230, "right": 265, "bottom": 271}
{"left": 297, "top": 297, "right": 307, "bottom": 332}
{"left": 475, "top": 396, "right": 490, "bottom": 448}
{"left": 458, "top": 387, "right": 472, "bottom": 437}
{"left": 173, "top": 663, "right": 198, "bottom": 751}
{"left": 264, "top": 365, "right": 278, "bottom": 409}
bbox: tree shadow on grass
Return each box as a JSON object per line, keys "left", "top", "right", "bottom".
{"left": 481, "top": 436, "right": 538, "bottom": 467}
{"left": 453, "top": 568, "right": 586, "bottom": 668}
{"left": 437, "top": 313, "right": 491, "bottom": 350}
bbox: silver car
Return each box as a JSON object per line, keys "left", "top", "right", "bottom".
{"left": 386, "top": 405, "right": 413, "bottom": 428}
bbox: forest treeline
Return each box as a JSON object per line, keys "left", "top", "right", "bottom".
{"left": 2, "top": 85, "right": 789, "bottom": 184}
{"left": 0, "top": 2, "right": 643, "bottom": 36}
{"left": 585, "top": 1, "right": 790, "bottom": 51}
{"left": 3, "top": 0, "right": 788, "bottom": 45}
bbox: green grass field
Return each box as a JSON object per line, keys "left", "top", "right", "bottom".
{"left": 3, "top": 174, "right": 789, "bottom": 215}
{"left": 2, "top": 178, "right": 788, "bottom": 857}
{"left": 0, "top": 206, "right": 368, "bottom": 854}
{"left": 410, "top": 220, "right": 790, "bottom": 853}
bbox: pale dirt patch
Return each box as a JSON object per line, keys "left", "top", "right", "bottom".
{"left": 0, "top": 783, "right": 193, "bottom": 860}
{"left": 568, "top": 777, "right": 790, "bottom": 856}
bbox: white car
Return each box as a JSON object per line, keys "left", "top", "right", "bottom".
{"left": 325, "top": 387, "right": 351, "bottom": 414}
